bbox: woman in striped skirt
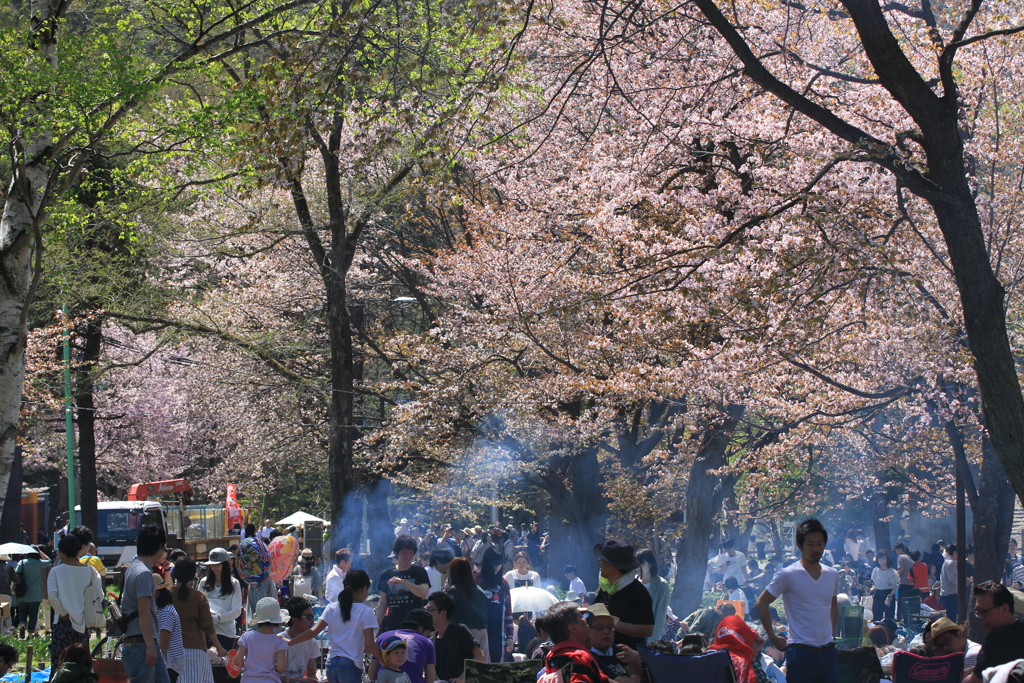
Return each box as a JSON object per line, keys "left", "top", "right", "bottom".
{"left": 172, "top": 558, "right": 228, "bottom": 683}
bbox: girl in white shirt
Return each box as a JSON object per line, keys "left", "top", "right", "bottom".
{"left": 285, "top": 570, "right": 382, "bottom": 683}
{"left": 502, "top": 553, "right": 541, "bottom": 588}
{"left": 870, "top": 550, "right": 899, "bottom": 621}
{"left": 202, "top": 550, "right": 243, "bottom": 652}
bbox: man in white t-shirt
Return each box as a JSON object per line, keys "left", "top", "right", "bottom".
{"left": 757, "top": 518, "right": 839, "bottom": 683}
{"left": 563, "top": 565, "right": 587, "bottom": 596}
{"left": 259, "top": 519, "right": 275, "bottom": 541}
{"left": 714, "top": 539, "right": 748, "bottom": 586}
{"left": 325, "top": 548, "right": 352, "bottom": 603}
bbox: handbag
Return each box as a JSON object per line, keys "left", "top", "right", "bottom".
{"left": 14, "top": 566, "right": 27, "bottom": 598}
{"left": 86, "top": 573, "right": 106, "bottom": 629}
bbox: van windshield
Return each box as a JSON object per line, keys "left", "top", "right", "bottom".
{"left": 96, "top": 507, "right": 163, "bottom": 544}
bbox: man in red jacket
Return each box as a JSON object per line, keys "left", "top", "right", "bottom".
{"left": 542, "top": 602, "right": 640, "bottom": 683}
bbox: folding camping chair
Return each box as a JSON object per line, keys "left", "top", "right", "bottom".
{"left": 890, "top": 651, "right": 964, "bottom": 683}
{"left": 464, "top": 659, "right": 544, "bottom": 683}
{"left": 639, "top": 646, "right": 736, "bottom": 683}
{"left": 837, "top": 646, "right": 884, "bottom": 683}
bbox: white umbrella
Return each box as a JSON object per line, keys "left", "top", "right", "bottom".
{"left": 275, "top": 511, "right": 328, "bottom": 526}
{"left": 510, "top": 586, "right": 559, "bottom": 613}
{"left": 0, "top": 542, "right": 40, "bottom": 557}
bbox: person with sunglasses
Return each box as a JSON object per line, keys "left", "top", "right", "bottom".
{"left": 424, "top": 592, "right": 484, "bottom": 683}
{"left": 963, "top": 581, "right": 1024, "bottom": 683}
{"left": 369, "top": 609, "right": 437, "bottom": 683}
{"left": 281, "top": 597, "right": 321, "bottom": 683}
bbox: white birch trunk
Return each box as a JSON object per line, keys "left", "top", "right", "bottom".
{"left": 0, "top": 0, "right": 64, "bottom": 515}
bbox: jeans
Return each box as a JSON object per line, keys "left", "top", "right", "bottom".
{"left": 941, "top": 594, "right": 958, "bottom": 624}
{"left": 872, "top": 589, "right": 895, "bottom": 621}
{"left": 122, "top": 642, "right": 171, "bottom": 683}
{"left": 17, "top": 602, "right": 40, "bottom": 631}
{"left": 785, "top": 645, "right": 838, "bottom": 683}
{"left": 326, "top": 656, "right": 362, "bottom": 683}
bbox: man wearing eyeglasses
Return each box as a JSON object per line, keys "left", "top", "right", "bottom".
{"left": 542, "top": 601, "right": 640, "bottom": 683}
{"left": 962, "top": 581, "right": 1024, "bottom": 683}
{"left": 281, "top": 597, "right": 321, "bottom": 683}
{"left": 587, "top": 604, "right": 629, "bottom": 680}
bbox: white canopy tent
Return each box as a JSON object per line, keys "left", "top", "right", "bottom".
{"left": 275, "top": 511, "right": 328, "bottom": 526}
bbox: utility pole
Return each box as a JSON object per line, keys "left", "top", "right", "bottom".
{"left": 63, "top": 306, "right": 76, "bottom": 528}
{"left": 956, "top": 457, "right": 966, "bottom": 624}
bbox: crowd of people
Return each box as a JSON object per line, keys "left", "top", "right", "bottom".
{"left": 2, "top": 516, "right": 1024, "bottom": 683}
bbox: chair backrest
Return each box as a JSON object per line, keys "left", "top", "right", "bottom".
{"left": 464, "top": 659, "right": 544, "bottom": 683}
{"left": 837, "top": 646, "right": 884, "bottom": 683}
{"left": 836, "top": 604, "right": 866, "bottom": 650}
{"left": 890, "top": 651, "right": 964, "bottom": 683}
{"left": 639, "top": 646, "right": 736, "bottom": 683}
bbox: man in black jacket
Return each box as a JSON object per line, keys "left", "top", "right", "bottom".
{"left": 592, "top": 539, "right": 654, "bottom": 650}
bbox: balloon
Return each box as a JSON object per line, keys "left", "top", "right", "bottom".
{"left": 268, "top": 535, "right": 299, "bottom": 584}
{"left": 236, "top": 537, "right": 270, "bottom": 585}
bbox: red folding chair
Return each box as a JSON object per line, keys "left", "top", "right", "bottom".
{"left": 890, "top": 651, "right": 964, "bottom": 683}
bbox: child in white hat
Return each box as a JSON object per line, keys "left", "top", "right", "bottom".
{"left": 233, "top": 597, "right": 288, "bottom": 683}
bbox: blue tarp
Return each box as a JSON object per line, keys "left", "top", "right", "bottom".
{"left": 1, "top": 668, "right": 50, "bottom": 683}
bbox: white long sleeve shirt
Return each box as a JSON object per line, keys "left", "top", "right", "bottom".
{"left": 48, "top": 563, "right": 104, "bottom": 634}
{"left": 203, "top": 577, "right": 243, "bottom": 639}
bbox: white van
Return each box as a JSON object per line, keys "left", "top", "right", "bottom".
{"left": 75, "top": 501, "right": 166, "bottom": 567}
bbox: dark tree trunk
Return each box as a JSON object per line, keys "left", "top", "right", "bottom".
{"left": 691, "top": 0, "right": 1024, "bottom": 506}
{"left": 671, "top": 404, "right": 744, "bottom": 616}
{"left": 546, "top": 447, "right": 606, "bottom": 587}
{"left": 769, "top": 521, "right": 784, "bottom": 560}
{"left": 871, "top": 472, "right": 892, "bottom": 555}
{"left": 325, "top": 268, "right": 359, "bottom": 548}
{"left": 75, "top": 317, "right": 103, "bottom": 534}
{"left": 365, "top": 479, "right": 395, "bottom": 578}
{"left": 0, "top": 445, "right": 23, "bottom": 543}
{"left": 969, "top": 437, "right": 1016, "bottom": 639}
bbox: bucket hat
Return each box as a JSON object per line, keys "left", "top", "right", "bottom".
{"left": 254, "top": 597, "right": 284, "bottom": 624}
{"left": 594, "top": 539, "right": 639, "bottom": 572}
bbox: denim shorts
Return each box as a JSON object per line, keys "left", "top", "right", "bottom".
{"left": 326, "top": 656, "right": 363, "bottom": 683}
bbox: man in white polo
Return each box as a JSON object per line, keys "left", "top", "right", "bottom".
{"left": 757, "top": 518, "right": 839, "bottom": 683}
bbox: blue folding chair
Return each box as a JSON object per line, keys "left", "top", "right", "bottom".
{"left": 890, "top": 651, "right": 964, "bottom": 683}
{"left": 638, "top": 646, "right": 736, "bottom": 683}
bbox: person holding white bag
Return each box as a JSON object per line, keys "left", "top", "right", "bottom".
{"left": 47, "top": 535, "right": 104, "bottom": 666}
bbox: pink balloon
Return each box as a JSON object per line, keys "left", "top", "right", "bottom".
{"left": 267, "top": 535, "right": 299, "bottom": 584}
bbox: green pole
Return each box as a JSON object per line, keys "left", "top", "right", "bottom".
{"left": 63, "top": 305, "right": 76, "bottom": 528}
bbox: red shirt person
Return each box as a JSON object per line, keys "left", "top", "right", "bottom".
{"left": 709, "top": 615, "right": 762, "bottom": 683}
{"left": 542, "top": 602, "right": 640, "bottom": 683}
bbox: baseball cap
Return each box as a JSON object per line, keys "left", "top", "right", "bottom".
{"left": 380, "top": 635, "right": 407, "bottom": 652}
{"left": 205, "top": 547, "right": 231, "bottom": 565}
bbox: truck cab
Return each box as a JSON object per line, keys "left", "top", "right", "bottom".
{"left": 77, "top": 501, "right": 166, "bottom": 567}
